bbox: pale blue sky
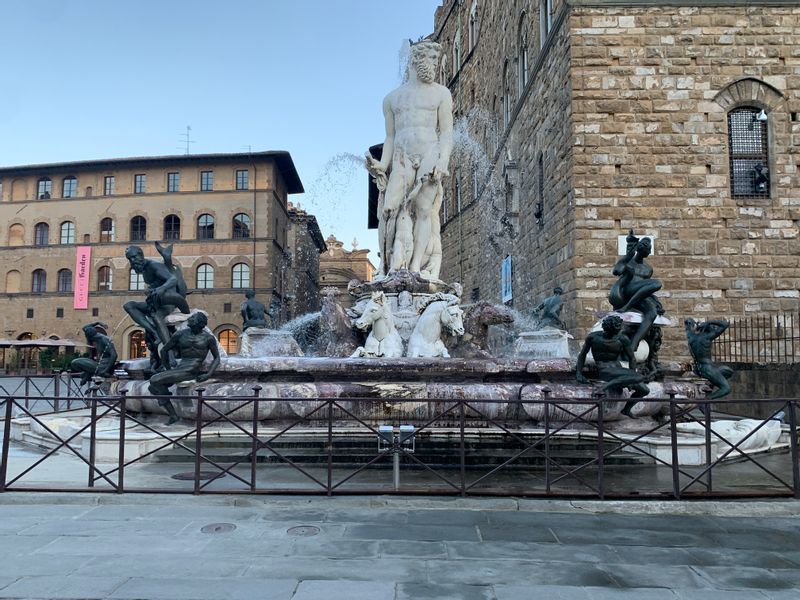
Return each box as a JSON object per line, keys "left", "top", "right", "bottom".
{"left": 0, "top": 0, "right": 442, "bottom": 259}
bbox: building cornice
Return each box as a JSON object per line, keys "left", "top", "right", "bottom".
{"left": 569, "top": 0, "right": 799, "bottom": 6}
{"left": 0, "top": 151, "right": 304, "bottom": 194}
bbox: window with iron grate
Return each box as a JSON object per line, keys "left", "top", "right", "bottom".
{"left": 728, "top": 107, "right": 770, "bottom": 199}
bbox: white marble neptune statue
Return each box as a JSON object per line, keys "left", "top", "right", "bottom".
{"left": 366, "top": 40, "right": 454, "bottom": 280}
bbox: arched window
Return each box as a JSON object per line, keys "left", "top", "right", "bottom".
{"left": 518, "top": 14, "right": 529, "bottom": 93}
{"left": 32, "top": 269, "right": 47, "bottom": 292}
{"left": 218, "top": 329, "right": 239, "bottom": 355}
{"left": 728, "top": 107, "right": 770, "bottom": 199}
{"left": 57, "top": 268, "right": 73, "bottom": 292}
{"left": 8, "top": 224, "right": 24, "bottom": 246}
{"left": 540, "top": 0, "right": 553, "bottom": 47}
{"left": 502, "top": 61, "right": 512, "bottom": 127}
{"left": 99, "top": 218, "right": 114, "bottom": 242}
{"left": 129, "top": 330, "right": 147, "bottom": 359}
{"left": 197, "top": 214, "right": 215, "bottom": 239}
{"left": 5, "top": 270, "right": 21, "bottom": 293}
{"left": 196, "top": 264, "right": 214, "bottom": 289}
{"left": 62, "top": 176, "right": 77, "bottom": 198}
{"left": 232, "top": 213, "right": 251, "bottom": 239}
{"left": 130, "top": 216, "right": 146, "bottom": 241}
{"left": 37, "top": 177, "right": 52, "bottom": 199}
{"left": 469, "top": 1, "right": 479, "bottom": 51}
{"left": 60, "top": 221, "right": 75, "bottom": 244}
{"left": 97, "top": 266, "right": 112, "bottom": 291}
{"left": 34, "top": 222, "right": 49, "bottom": 246}
{"left": 231, "top": 263, "right": 250, "bottom": 289}
{"left": 453, "top": 23, "right": 462, "bottom": 77}
{"left": 129, "top": 268, "right": 145, "bottom": 291}
{"left": 163, "top": 214, "right": 181, "bottom": 240}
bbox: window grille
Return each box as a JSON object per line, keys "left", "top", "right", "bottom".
{"left": 728, "top": 107, "right": 770, "bottom": 199}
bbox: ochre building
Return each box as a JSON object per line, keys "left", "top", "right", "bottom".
{"left": 433, "top": 0, "right": 800, "bottom": 357}
{"left": 0, "top": 151, "right": 310, "bottom": 360}
{"left": 319, "top": 235, "right": 376, "bottom": 309}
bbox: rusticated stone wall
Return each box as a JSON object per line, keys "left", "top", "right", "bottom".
{"left": 434, "top": 1, "right": 800, "bottom": 359}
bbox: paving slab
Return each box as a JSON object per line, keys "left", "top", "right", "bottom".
{"left": 0, "top": 555, "right": 91, "bottom": 578}
{"left": 397, "top": 582, "right": 495, "bottom": 599}
{"left": 601, "top": 564, "right": 711, "bottom": 590}
{"left": 292, "top": 580, "right": 395, "bottom": 600}
{"left": 378, "top": 539, "right": 447, "bottom": 558}
{"left": 0, "top": 575, "right": 128, "bottom": 599}
{"left": 108, "top": 576, "right": 297, "bottom": 600}
{"left": 243, "top": 557, "right": 427, "bottom": 582}
{"left": 445, "top": 540, "right": 618, "bottom": 563}
{"left": 494, "top": 584, "right": 591, "bottom": 599}
{"left": 692, "top": 566, "right": 800, "bottom": 590}
{"left": 585, "top": 588, "right": 679, "bottom": 599}
{"left": 672, "top": 591, "right": 771, "bottom": 599}
{"left": 426, "top": 558, "right": 615, "bottom": 587}
{"left": 345, "top": 523, "right": 480, "bottom": 542}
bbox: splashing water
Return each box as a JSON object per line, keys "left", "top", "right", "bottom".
{"left": 398, "top": 39, "right": 411, "bottom": 83}
{"left": 280, "top": 311, "right": 322, "bottom": 354}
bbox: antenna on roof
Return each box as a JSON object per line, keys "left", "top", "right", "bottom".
{"left": 178, "top": 126, "right": 195, "bottom": 155}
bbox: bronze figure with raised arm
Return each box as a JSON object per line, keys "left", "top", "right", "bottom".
{"left": 123, "top": 244, "right": 190, "bottom": 363}
{"left": 685, "top": 318, "right": 734, "bottom": 399}
{"left": 608, "top": 230, "right": 664, "bottom": 351}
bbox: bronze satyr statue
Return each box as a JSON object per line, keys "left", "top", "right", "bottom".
{"left": 533, "top": 286, "right": 564, "bottom": 329}
{"left": 685, "top": 318, "right": 734, "bottom": 399}
{"left": 240, "top": 290, "right": 269, "bottom": 330}
{"left": 71, "top": 322, "right": 118, "bottom": 386}
{"left": 576, "top": 315, "right": 649, "bottom": 416}
{"left": 123, "top": 243, "right": 190, "bottom": 368}
{"left": 609, "top": 230, "right": 664, "bottom": 350}
{"left": 148, "top": 312, "right": 220, "bottom": 424}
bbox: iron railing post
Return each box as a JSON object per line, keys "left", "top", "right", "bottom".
{"left": 327, "top": 398, "right": 334, "bottom": 496}
{"left": 24, "top": 378, "right": 30, "bottom": 411}
{"left": 596, "top": 397, "right": 605, "bottom": 500}
{"left": 193, "top": 388, "right": 205, "bottom": 494}
{"left": 53, "top": 371, "right": 61, "bottom": 410}
{"left": 251, "top": 386, "right": 262, "bottom": 493}
{"left": 117, "top": 390, "right": 127, "bottom": 493}
{"left": 704, "top": 399, "right": 712, "bottom": 492}
{"left": 0, "top": 397, "right": 12, "bottom": 492}
{"left": 669, "top": 401, "right": 681, "bottom": 499}
{"left": 88, "top": 386, "right": 99, "bottom": 488}
{"left": 459, "top": 400, "right": 466, "bottom": 497}
{"left": 788, "top": 400, "right": 800, "bottom": 499}
{"left": 542, "top": 388, "right": 551, "bottom": 494}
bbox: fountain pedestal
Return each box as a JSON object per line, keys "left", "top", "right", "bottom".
{"left": 238, "top": 328, "right": 303, "bottom": 358}
{"left": 513, "top": 327, "right": 574, "bottom": 359}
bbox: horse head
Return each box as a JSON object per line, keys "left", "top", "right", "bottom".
{"left": 354, "top": 291, "right": 389, "bottom": 331}
{"left": 441, "top": 304, "right": 465, "bottom": 336}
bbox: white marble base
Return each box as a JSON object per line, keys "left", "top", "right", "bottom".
{"left": 513, "top": 328, "right": 574, "bottom": 359}
{"left": 239, "top": 328, "right": 303, "bottom": 358}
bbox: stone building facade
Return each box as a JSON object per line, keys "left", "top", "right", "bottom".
{"left": 285, "top": 203, "right": 327, "bottom": 320}
{"left": 319, "top": 235, "right": 376, "bottom": 309}
{"left": 433, "top": 0, "right": 800, "bottom": 357}
{"left": 0, "top": 151, "right": 309, "bottom": 361}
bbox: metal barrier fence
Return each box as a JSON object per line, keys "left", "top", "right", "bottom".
{"left": 0, "top": 373, "right": 88, "bottom": 415}
{"left": 1, "top": 389, "right": 798, "bottom": 499}
{"left": 713, "top": 312, "right": 800, "bottom": 364}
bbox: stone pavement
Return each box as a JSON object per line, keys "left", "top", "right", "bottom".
{"left": 0, "top": 494, "right": 798, "bottom": 599}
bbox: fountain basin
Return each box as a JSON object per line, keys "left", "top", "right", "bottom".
{"left": 114, "top": 357, "right": 703, "bottom": 423}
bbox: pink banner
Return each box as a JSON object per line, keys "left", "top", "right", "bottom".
{"left": 73, "top": 246, "right": 91, "bottom": 309}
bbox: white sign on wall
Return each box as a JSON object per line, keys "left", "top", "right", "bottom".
{"left": 617, "top": 235, "right": 656, "bottom": 255}
{"left": 501, "top": 255, "right": 513, "bottom": 303}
